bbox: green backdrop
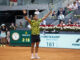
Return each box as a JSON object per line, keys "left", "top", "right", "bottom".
{"left": 10, "top": 30, "right": 31, "bottom": 46}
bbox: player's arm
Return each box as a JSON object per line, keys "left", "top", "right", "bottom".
{"left": 23, "top": 10, "right": 31, "bottom": 23}
{"left": 41, "top": 10, "right": 52, "bottom": 22}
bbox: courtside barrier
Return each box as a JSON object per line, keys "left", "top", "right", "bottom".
{"left": 40, "top": 34, "right": 80, "bottom": 49}
{"left": 10, "top": 30, "right": 80, "bottom": 49}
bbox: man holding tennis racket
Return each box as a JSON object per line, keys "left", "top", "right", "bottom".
{"left": 23, "top": 10, "right": 52, "bottom": 59}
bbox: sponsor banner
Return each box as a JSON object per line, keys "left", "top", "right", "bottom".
{"left": 40, "top": 34, "right": 80, "bottom": 49}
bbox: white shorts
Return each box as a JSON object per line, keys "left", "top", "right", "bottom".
{"left": 0, "top": 32, "right": 6, "bottom": 38}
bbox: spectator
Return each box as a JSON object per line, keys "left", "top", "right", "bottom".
{"left": 78, "top": 1, "right": 80, "bottom": 9}
{"left": 66, "top": 4, "right": 73, "bottom": 13}
{"left": 10, "top": 0, "right": 13, "bottom": 6}
{"left": 25, "top": 21, "right": 29, "bottom": 28}
{"left": 67, "top": 4, "right": 72, "bottom": 9}
{"left": 0, "top": 24, "right": 7, "bottom": 47}
{"left": 15, "top": 24, "right": 18, "bottom": 28}
{"left": 10, "top": 23, "right": 16, "bottom": 30}
{"left": 34, "top": 9, "right": 40, "bottom": 15}
{"left": 30, "top": 15, "right": 33, "bottom": 19}
{"left": 19, "top": 22, "right": 23, "bottom": 28}
{"left": 71, "top": 2, "right": 78, "bottom": 10}
{"left": 58, "top": 20, "right": 65, "bottom": 27}
{"left": 58, "top": 12, "right": 65, "bottom": 23}
{"left": 41, "top": 20, "right": 46, "bottom": 25}
{"left": 52, "top": 11, "right": 57, "bottom": 19}
{"left": 10, "top": 0, "right": 17, "bottom": 6}
{"left": 76, "top": 0, "right": 79, "bottom": 6}
{"left": 7, "top": 30, "right": 10, "bottom": 44}
{"left": 13, "top": 0, "right": 17, "bottom": 6}
{"left": 77, "top": 18, "right": 80, "bottom": 25}
{"left": 57, "top": 8, "right": 65, "bottom": 16}
{"left": 73, "top": 22, "right": 78, "bottom": 25}
{"left": 67, "top": 19, "right": 73, "bottom": 25}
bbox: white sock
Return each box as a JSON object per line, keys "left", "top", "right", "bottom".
{"left": 35, "top": 53, "right": 38, "bottom": 56}
{"left": 31, "top": 53, "right": 34, "bottom": 57}
{"left": 35, "top": 53, "right": 40, "bottom": 59}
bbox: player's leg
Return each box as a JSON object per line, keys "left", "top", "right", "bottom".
{"left": 31, "top": 43, "right": 35, "bottom": 53}
{"left": 35, "top": 42, "right": 40, "bottom": 59}
{"left": 31, "top": 42, "right": 35, "bottom": 59}
{"left": 35, "top": 42, "right": 39, "bottom": 53}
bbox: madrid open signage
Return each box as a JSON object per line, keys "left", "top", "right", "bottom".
{"left": 39, "top": 34, "right": 80, "bottom": 49}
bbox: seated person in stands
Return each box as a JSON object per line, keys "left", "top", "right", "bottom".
{"left": 10, "top": 0, "right": 17, "bottom": 6}
{"left": 6, "top": 29, "right": 10, "bottom": 44}
{"left": 58, "top": 12, "right": 65, "bottom": 20}
{"left": 66, "top": 4, "right": 73, "bottom": 13}
{"left": 67, "top": 19, "right": 73, "bottom": 25}
{"left": 57, "top": 8, "right": 65, "bottom": 16}
{"left": 73, "top": 22, "right": 78, "bottom": 25}
{"left": 19, "top": 22, "right": 23, "bottom": 28}
{"left": 78, "top": 1, "right": 80, "bottom": 9}
{"left": 76, "top": 0, "right": 79, "bottom": 6}
{"left": 66, "top": 4, "right": 72, "bottom": 9}
{"left": 10, "top": 23, "right": 16, "bottom": 30}
{"left": 52, "top": 11, "right": 57, "bottom": 19}
{"left": 77, "top": 18, "right": 80, "bottom": 25}
{"left": 58, "top": 20, "right": 65, "bottom": 27}
{"left": 71, "top": 2, "right": 78, "bottom": 10}
{"left": 40, "top": 20, "right": 46, "bottom": 25}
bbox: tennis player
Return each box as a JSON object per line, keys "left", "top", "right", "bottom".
{"left": 23, "top": 10, "right": 52, "bottom": 59}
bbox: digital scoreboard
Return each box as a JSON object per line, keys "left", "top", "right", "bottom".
{"left": 10, "top": 30, "right": 31, "bottom": 46}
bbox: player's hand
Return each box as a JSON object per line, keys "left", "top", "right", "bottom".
{"left": 23, "top": 10, "right": 27, "bottom": 14}
{"left": 50, "top": 9, "right": 52, "bottom": 14}
{"left": 49, "top": 10, "right": 52, "bottom": 15}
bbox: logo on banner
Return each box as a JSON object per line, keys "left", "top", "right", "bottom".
{"left": 76, "top": 39, "right": 80, "bottom": 42}
{"left": 72, "top": 38, "right": 80, "bottom": 46}
{"left": 22, "top": 31, "right": 30, "bottom": 36}
{"left": 25, "top": 32, "right": 27, "bottom": 35}
{"left": 12, "top": 32, "right": 20, "bottom": 41}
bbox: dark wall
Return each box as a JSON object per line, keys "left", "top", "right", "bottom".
{"left": 0, "top": 11, "right": 15, "bottom": 25}
{"left": 0, "top": 10, "right": 24, "bottom": 25}
{"left": 0, "top": 10, "right": 43, "bottom": 25}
